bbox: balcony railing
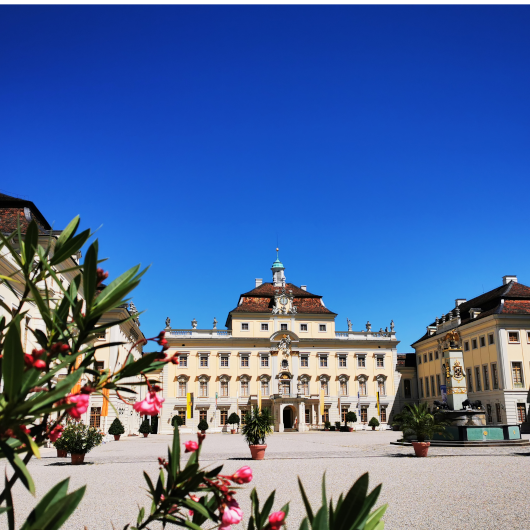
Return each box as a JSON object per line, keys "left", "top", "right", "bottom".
{"left": 169, "top": 330, "right": 232, "bottom": 338}
{"left": 335, "top": 331, "right": 395, "bottom": 340}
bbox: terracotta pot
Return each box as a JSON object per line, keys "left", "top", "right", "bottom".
{"left": 143, "top": 433, "right": 149, "bottom": 438}
{"left": 324, "top": 428, "right": 329, "bottom": 431}
{"left": 231, "top": 429, "right": 236, "bottom": 434}
{"left": 114, "top": 435, "right": 121, "bottom": 441}
{"left": 371, "top": 426, "right": 375, "bottom": 430}
{"left": 412, "top": 441, "right": 430, "bottom": 457}
{"left": 57, "top": 449, "right": 67, "bottom": 458}
{"left": 201, "top": 430, "right": 206, "bottom": 434}
{"left": 249, "top": 444, "right": 267, "bottom": 460}
{"left": 71, "top": 453, "right": 85, "bottom": 465}
{"left": 348, "top": 427, "right": 354, "bottom": 433}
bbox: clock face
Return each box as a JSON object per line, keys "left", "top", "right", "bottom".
{"left": 280, "top": 296, "right": 288, "bottom": 305}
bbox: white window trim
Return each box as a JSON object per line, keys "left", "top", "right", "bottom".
{"left": 219, "top": 353, "right": 231, "bottom": 368}
{"left": 178, "top": 352, "right": 190, "bottom": 369}
{"left": 241, "top": 323, "right": 250, "bottom": 331}
{"left": 526, "top": 331, "right": 530, "bottom": 344}
{"left": 299, "top": 324, "right": 309, "bottom": 332}
{"left": 261, "top": 323, "right": 269, "bottom": 331}
{"left": 318, "top": 324, "right": 327, "bottom": 332}
{"left": 508, "top": 330, "right": 520, "bottom": 344}
{"left": 259, "top": 353, "right": 270, "bottom": 368}
{"left": 199, "top": 352, "right": 210, "bottom": 368}
{"left": 280, "top": 323, "right": 289, "bottom": 331}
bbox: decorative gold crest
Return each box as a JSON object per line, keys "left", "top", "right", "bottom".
{"left": 452, "top": 360, "right": 465, "bottom": 381}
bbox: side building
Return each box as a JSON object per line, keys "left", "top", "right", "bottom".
{"left": 412, "top": 275, "right": 530, "bottom": 431}
{"left": 161, "top": 254, "right": 400, "bottom": 433}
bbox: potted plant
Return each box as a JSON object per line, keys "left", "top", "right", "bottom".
{"left": 139, "top": 419, "right": 151, "bottom": 438}
{"left": 61, "top": 422, "right": 103, "bottom": 465}
{"left": 108, "top": 417, "right": 125, "bottom": 441}
{"left": 397, "top": 403, "right": 450, "bottom": 457}
{"left": 334, "top": 421, "right": 341, "bottom": 430}
{"left": 197, "top": 420, "right": 209, "bottom": 434}
{"left": 171, "top": 415, "right": 184, "bottom": 429}
{"left": 228, "top": 412, "right": 240, "bottom": 434}
{"left": 368, "top": 417, "right": 380, "bottom": 431}
{"left": 241, "top": 406, "right": 273, "bottom": 460}
{"left": 53, "top": 430, "right": 68, "bottom": 457}
{"left": 324, "top": 421, "right": 331, "bottom": 431}
{"left": 345, "top": 411, "right": 357, "bottom": 432}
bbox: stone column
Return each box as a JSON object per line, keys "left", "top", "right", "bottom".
{"left": 444, "top": 347, "right": 468, "bottom": 410}
{"left": 279, "top": 403, "right": 285, "bottom": 432}
{"left": 299, "top": 401, "right": 305, "bottom": 432}
{"left": 271, "top": 352, "right": 279, "bottom": 394}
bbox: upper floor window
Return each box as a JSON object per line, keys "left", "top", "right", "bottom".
{"left": 488, "top": 333, "right": 495, "bottom": 345}
{"left": 480, "top": 336, "right": 486, "bottom": 348}
{"left": 472, "top": 339, "right": 478, "bottom": 350}
{"left": 358, "top": 356, "right": 366, "bottom": 368}
{"left": 527, "top": 331, "right": 530, "bottom": 344}
{"left": 281, "top": 323, "right": 288, "bottom": 331}
{"left": 241, "top": 355, "right": 249, "bottom": 368}
{"left": 220, "top": 381, "right": 229, "bottom": 397}
{"left": 321, "top": 380, "right": 329, "bottom": 395}
{"left": 94, "top": 361, "right": 104, "bottom": 372}
{"left": 512, "top": 362, "right": 524, "bottom": 388}
{"left": 467, "top": 368, "right": 473, "bottom": 393}
{"left": 301, "top": 380, "right": 309, "bottom": 395}
{"left": 319, "top": 325, "right": 327, "bottom": 332}
{"left": 464, "top": 341, "right": 469, "bottom": 351}
{"left": 260, "top": 355, "right": 269, "bottom": 367}
{"left": 220, "top": 355, "right": 229, "bottom": 367}
{"left": 200, "top": 355, "right": 208, "bottom": 368}
{"left": 417, "top": 355, "right": 422, "bottom": 364}
{"left": 491, "top": 363, "right": 499, "bottom": 389}
{"left": 483, "top": 365, "right": 490, "bottom": 391}
{"left": 261, "top": 380, "right": 269, "bottom": 396}
{"left": 359, "top": 379, "right": 367, "bottom": 396}
{"left": 423, "top": 354, "right": 427, "bottom": 363}
{"left": 241, "top": 380, "right": 249, "bottom": 397}
{"left": 376, "top": 356, "right": 384, "bottom": 368}
{"left": 509, "top": 331, "right": 520, "bottom": 343}
{"left": 475, "top": 366, "right": 482, "bottom": 391}
{"left": 199, "top": 381, "right": 208, "bottom": 397}
{"left": 404, "top": 379, "right": 412, "bottom": 399}
{"left": 300, "top": 324, "right": 308, "bottom": 332}
{"left": 377, "top": 378, "right": 386, "bottom": 396}
{"left": 435, "top": 351, "right": 439, "bottom": 360}
{"left": 178, "top": 381, "right": 187, "bottom": 397}
{"left": 241, "top": 323, "right": 249, "bottom": 331}
{"left": 429, "top": 352, "right": 433, "bottom": 361}
{"left": 301, "top": 355, "right": 309, "bottom": 367}
{"left": 339, "top": 355, "right": 347, "bottom": 368}
{"left": 319, "top": 355, "right": 328, "bottom": 368}
{"left": 339, "top": 380, "right": 348, "bottom": 396}
{"left": 261, "top": 323, "right": 269, "bottom": 331}
{"left": 179, "top": 355, "right": 188, "bottom": 367}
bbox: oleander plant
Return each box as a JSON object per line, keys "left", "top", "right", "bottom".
{"left": 0, "top": 217, "right": 388, "bottom": 530}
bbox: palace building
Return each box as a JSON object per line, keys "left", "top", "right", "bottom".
{"left": 160, "top": 253, "right": 400, "bottom": 434}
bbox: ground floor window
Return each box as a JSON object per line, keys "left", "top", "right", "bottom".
{"left": 240, "top": 409, "right": 249, "bottom": 425}
{"left": 90, "top": 407, "right": 101, "bottom": 429}
{"left": 305, "top": 409, "right": 310, "bottom": 424}
{"left": 517, "top": 403, "right": 527, "bottom": 423}
{"left": 199, "top": 410, "right": 207, "bottom": 422}
{"left": 178, "top": 410, "right": 186, "bottom": 425}
{"left": 220, "top": 410, "right": 228, "bottom": 426}
{"left": 322, "top": 409, "right": 329, "bottom": 424}
{"left": 380, "top": 406, "right": 387, "bottom": 423}
{"left": 495, "top": 403, "right": 502, "bottom": 423}
{"left": 361, "top": 406, "right": 368, "bottom": 423}
{"left": 341, "top": 407, "right": 348, "bottom": 423}
{"left": 486, "top": 404, "right": 493, "bottom": 423}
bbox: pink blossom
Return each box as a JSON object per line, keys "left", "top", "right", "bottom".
{"left": 66, "top": 393, "right": 90, "bottom": 419}
{"left": 232, "top": 466, "right": 253, "bottom": 484}
{"left": 133, "top": 391, "right": 165, "bottom": 416}
{"left": 268, "top": 511, "right": 286, "bottom": 530}
{"left": 184, "top": 440, "right": 199, "bottom": 453}
{"left": 220, "top": 500, "right": 243, "bottom": 530}
{"left": 49, "top": 425, "right": 64, "bottom": 442}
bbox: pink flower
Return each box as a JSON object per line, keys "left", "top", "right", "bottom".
{"left": 184, "top": 440, "right": 199, "bottom": 453}
{"left": 133, "top": 391, "right": 165, "bottom": 415}
{"left": 49, "top": 425, "right": 64, "bottom": 442}
{"left": 232, "top": 466, "right": 253, "bottom": 484}
{"left": 66, "top": 393, "right": 90, "bottom": 419}
{"left": 268, "top": 511, "right": 286, "bottom": 530}
{"left": 220, "top": 500, "right": 243, "bottom": 530}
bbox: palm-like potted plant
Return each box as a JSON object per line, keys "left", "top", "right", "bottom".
{"left": 241, "top": 406, "right": 273, "bottom": 460}
{"left": 108, "top": 417, "right": 125, "bottom": 441}
{"left": 397, "top": 403, "right": 450, "bottom": 457}
{"left": 61, "top": 422, "right": 103, "bottom": 464}
{"left": 139, "top": 419, "right": 151, "bottom": 438}
{"left": 197, "top": 420, "right": 209, "bottom": 434}
{"left": 324, "top": 421, "right": 331, "bottom": 431}
{"left": 171, "top": 415, "right": 185, "bottom": 429}
{"left": 345, "top": 411, "right": 357, "bottom": 432}
{"left": 53, "top": 430, "right": 68, "bottom": 457}
{"left": 368, "top": 417, "right": 380, "bottom": 431}
{"left": 228, "top": 412, "right": 240, "bottom": 434}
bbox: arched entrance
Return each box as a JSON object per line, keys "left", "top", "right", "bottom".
{"left": 283, "top": 407, "right": 293, "bottom": 429}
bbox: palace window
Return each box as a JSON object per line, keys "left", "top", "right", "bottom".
{"left": 489, "top": 333, "right": 495, "bottom": 345}
{"left": 377, "top": 378, "right": 386, "bottom": 397}
{"left": 528, "top": 331, "right": 530, "bottom": 343}
{"left": 340, "top": 380, "right": 348, "bottom": 396}
{"left": 509, "top": 331, "right": 520, "bottom": 343}
{"left": 380, "top": 406, "right": 387, "bottom": 423}
{"left": 483, "top": 365, "right": 490, "bottom": 391}
{"left": 90, "top": 407, "right": 101, "bottom": 429}
{"left": 467, "top": 368, "right": 473, "bottom": 392}
{"left": 486, "top": 404, "right": 493, "bottom": 423}
{"left": 220, "top": 381, "right": 229, "bottom": 397}
{"left": 436, "top": 375, "right": 441, "bottom": 396}
{"left": 200, "top": 355, "right": 208, "bottom": 368}
{"left": 435, "top": 351, "right": 439, "bottom": 360}
{"left": 419, "top": 379, "right": 424, "bottom": 398}
{"left": 261, "top": 323, "right": 269, "bottom": 331}
{"left": 220, "top": 410, "right": 228, "bottom": 426}
{"left": 491, "top": 363, "right": 499, "bottom": 389}
{"left": 358, "top": 355, "right": 366, "bottom": 368}
{"left": 199, "top": 381, "right": 208, "bottom": 397}
{"left": 261, "top": 355, "right": 269, "bottom": 367}
{"left": 301, "top": 355, "right": 309, "bottom": 367}
{"left": 300, "top": 324, "right": 308, "bottom": 331}
{"left": 404, "top": 379, "right": 412, "bottom": 399}
{"left": 321, "top": 380, "right": 329, "bottom": 396}
{"left": 94, "top": 361, "right": 104, "bottom": 372}
{"left": 429, "top": 352, "right": 433, "bottom": 362}
{"left": 496, "top": 403, "right": 502, "bottom": 423}
{"left": 241, "top": 323, "right": 249, "bottom": 330}
{"left": 261, "top": 380, "right": 269, "bottom": 396}
{"left": 305, "top": 409, "right": 310, "bottom": 424}
{"left": 220, "top": 356, "right": 229, "bottom": 367}
{"left": 319, "top": 324, "right": 327, "bottom": 332}
{"left": 423, "top": 355, "right": 427, "bottom": 363}
{"left": 512, "top": 362, "right": 524, "bottom": 388}
{"left": 472, "top": 339, "right": 478, "bottom": 350}
{"left": 241, "top": 355, "right": 249, "bottom": 368}
{"left": 281, "top": 323, "right": 288, "bottom": 331}
{"left": 280, "top": 380, "right": 290, "bottom": 395}
{"left": 94, "top": 330, "right": 106, "bottom": 340}
{"left": 517, "top": 403, "right": 527, "bottom": 423}
{"left": 376, "top": 356, "right": 384, "bottom": 368}
{"left": 199, "top": 410, "right": 207, "bottom": 422}
{"left": 425, "top": 377, "right": 430, "bottom": 398}
{"left": 341, "top": 406, "right": 348, "bottom": 423}
{"left": 178, "top": 410, "right": 186, "bottom": 425}
{"left": 320, "top": 355, "right": 328, "bottom": 368}
{"left": 339, "top": 355, "right": 347, "bottom": 368}
{"left": 430, "top": 376, "right": 435, "bottom": 397}
{"left": 301, "top": 380, "right": 309, "bottom": 395}
{"left": 480, "top": 336, "right": 486, "bottom": 348}
{"left": 322, "top": 408, "right": 329, "bottom": 424}
{"left": 475, "top": 367, "right": 482, "bottom": 391}
{"left": 464, "top": 341, "right": 469, "bottom": 351}
{"left": 417, "top": 355, "right": 422, "bottom": 364}
{"left": 241, "top": 380, "right": 249, "bottom": 397}
{"left": 359, "top": 379, "right": 367, "bottom": 396}
{"left": 179, "top": 355, "right": 188, "bottom": 367}
{"left": 360, "top": 406, "right": 368, "bottom": 423}
{"left": 178, "top": 381, "right": 187, "bottom": 397}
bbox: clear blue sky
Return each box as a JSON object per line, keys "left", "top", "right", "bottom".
{"left": 1, "top": 6, "right": 529, "bottom": 351}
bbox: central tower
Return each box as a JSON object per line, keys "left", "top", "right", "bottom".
{"left": 271, "top": 248, "right": 286, "bottom": 287}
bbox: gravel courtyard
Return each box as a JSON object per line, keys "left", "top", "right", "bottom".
{"left": 9, "top": 430, "right": 530, "bottom": 530}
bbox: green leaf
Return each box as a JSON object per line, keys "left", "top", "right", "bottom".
{"left": 298, "top": 478, "right": 314, "bottom": 525}
{"left": 0, "top": 440, "right": 35, "bottom": 494}
{"left": 5, "top": 472, "right": 15, "bottom": 530}
{"left": 83, "top": 241, "right": 98, "bottom": 312}
{"left": 3, "top": 315, "right": 24, "bottom": 400}
{"left": 184, "top": 520, "right": 204, "bottom": 530}
{"left": 364, "top": 505, "right": 387, "bottom": 530}
{"left": 116, "top": 352, "right": 161, "bottom": 380}
{"left": 259, "top": 490, "right": 276, "bottom": 529}
{"left": 23, "top": 220, "right": 39, "bottom": 268}
{"left": 50, "top": 226, "right": 90, "bottom": 266}
{"left": 251, "top": 488, "right": 260, "bottom": 530}
{"left": 170, "top": 423, "right": 180, "bottom": 479}
{"left": 280, "top": 502, "right": 289, "bottom": 519}
{"left": 298, "top": 518, "right": 310, "bottom": 530}
{"left": 334, "top": 473, "right": 369, "bottom": 530}
{"left": 143, "top": 471, "right": 156, "bottom": 499}
{"left": 137, "top": 507, "right": 145, "bottom": 526}
{"left": 183, "top": 499, "right": 210, "bottom": 519}
{"left": 52, "top": 216, "right": 80, "bottom": 257}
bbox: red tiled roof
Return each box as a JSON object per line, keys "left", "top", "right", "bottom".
{"left": 0, "top": 193, "right": 51, "bottom": 232}
{"left": 241, "top": 283, "right": 320, "bottom": 298}
{"left": 502, "top": 300, "right": 530, "bottom": 314}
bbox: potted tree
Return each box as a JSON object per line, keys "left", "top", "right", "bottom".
{"left": 108, "top": 417, "right": 125, "bottom": 441}
{"left": 197, "top": 420, "right": 209, "bottom": 434}
{"left": 241, "top": 406, "right": 273, "bottom": 460}
{"left": 228, "top": 412, "right": 240, "bottom": 434}
{"left": 324, "top": 421, "right": 331, "bottom": 431}
{"left": 53, "top": 431, "right": 68, "bottom": 457}
{"left": 139, "top": 419, "right": 151, "bottom": 438}
{"left": 368, "top": 417, "right": 380, "bottom": 431}
{"left": 397, "top": 403, "right": 450, "bottom": 457}
{"left": 345, "top": 411, "right": 357, "bottom": 432}
{"left": 61, "top": 422, "right": 103, "bottom": 465}
{"left": 171, "top": 415, "right": 184, "bottom": 429}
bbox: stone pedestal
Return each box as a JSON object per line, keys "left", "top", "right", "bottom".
{"left": 443, "top": 347, "right": 468, "bottom": 410}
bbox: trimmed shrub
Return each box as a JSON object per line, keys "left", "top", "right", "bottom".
{"left": 108, "top": 417, "right": 125, "bottom": 436}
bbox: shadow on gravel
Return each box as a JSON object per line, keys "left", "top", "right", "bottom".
{"left": 227, "top": 457, "right": 253, "bottom": 460}
{"left": 46, "top": 462, "right": 95, "bottom": 466}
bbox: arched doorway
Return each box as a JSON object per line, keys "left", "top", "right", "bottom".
{"left": 283, "top": 407, "right": 293, "bottom": 429}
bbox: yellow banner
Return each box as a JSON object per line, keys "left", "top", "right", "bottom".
{"left": 186, "top": 392, "right": 193, "bottom": 419}
{"left": 376, "top": 392, "right": 380, "bottom": 417}
{"left": 320, "top": 387, "right": 324, "bottom": 416}
{"left": 101, "top": 388, "right": 110, "bottom": 417}
{"left": 71, "top": 355, "right": 83, "bottom": 394}
{"left": 258, "top": 383, "right": 262, "bottom": 411}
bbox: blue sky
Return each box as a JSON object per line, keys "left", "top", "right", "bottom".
{"left": 1, "top": 6, "right": 529, "bottom": 351}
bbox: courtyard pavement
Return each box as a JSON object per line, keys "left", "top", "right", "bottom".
{"left": 9, "top": 430, "right": 530, "bottom": 530}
